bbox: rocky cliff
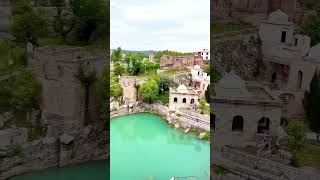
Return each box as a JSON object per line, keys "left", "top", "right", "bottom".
{"left": 0, "top": 124, "right": 109, "bottom": 179}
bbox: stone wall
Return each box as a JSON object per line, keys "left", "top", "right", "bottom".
{"left": 212, "top": 31, "right": 262, "bottom": 79}
{"left": 0, "top": 125, "right": 108, "bottom": 179}
{"left": 212, "top": 145, "right": 320, "bottom": 180}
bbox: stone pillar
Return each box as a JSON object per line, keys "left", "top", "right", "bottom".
{"left": 0, "top": 0, "right": 11, "bottom": 32}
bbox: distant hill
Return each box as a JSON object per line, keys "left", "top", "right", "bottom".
{"left": 111, "top": 49, "right": 156, "bottom": 55}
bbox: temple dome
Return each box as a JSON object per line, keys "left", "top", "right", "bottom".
{"left": 177, "top": 84, "right": 188, "bottom": 92}
{"left": 215, "top": 71, "right": 251, "bottom": 99}
{"left": 216, "top": 71, "right": 246, "bottom": 89}
{"left": 193, "top": 65, "right": 201, "bottom": 70}
{"left": 268, "top": 9, "right": 290, "bottom": 24}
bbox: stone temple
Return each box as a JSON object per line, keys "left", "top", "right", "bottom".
{"left": 212, "top": 71, "right": 282, "bottom": 146}
{"left": 259, "top": 10, "right": 320, "bottom": 117}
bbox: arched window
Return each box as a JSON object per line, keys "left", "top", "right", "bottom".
{"left": 211, "top": 113, "right": 216, "bottom": 131}
{"left": 174, "top": 97, "right": 178, "bottom": 103}
{"left": 297, "top": 71, "right": 303, "bottom": 89}
{"left": 232, "top": 116, "right": 244, "bottom": 132}
{"left": 257, "top": 117, "right": 270, "bottom": 134}
{"left": 182, "top": 98, "right": 186, "bottom": 103}
{"left": 190, "top": 99, "right": 195, "bottom": 104}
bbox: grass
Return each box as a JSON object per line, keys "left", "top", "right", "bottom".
{"left": 160, "top": 67, "right": 189, "bottom": 77}
{"left": 211, "top": 22, "right": 254, "bottom": 34}
{"left": 297, "top": 144, "right": 320, "bottom": 171}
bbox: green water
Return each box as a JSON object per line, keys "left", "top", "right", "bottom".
{"left": 111, "top": 113, "right": 210, "bottom": 180}
{"left": 10, "top": 160, "right": 109, "bottom": 180}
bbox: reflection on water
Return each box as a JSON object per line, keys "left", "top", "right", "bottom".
{"left": 10, "top": 160, "right": 109, "bottom": 180}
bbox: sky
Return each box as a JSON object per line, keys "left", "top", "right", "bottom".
{"left": 110, "top": 0, "right": 210, "bottom": 52}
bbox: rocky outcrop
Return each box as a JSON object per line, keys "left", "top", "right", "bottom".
{"left": 212, "top": 31, "right": 262, "bottom": 79}
{"left": 0, "top": 124, "right": 108, "bottom": 179}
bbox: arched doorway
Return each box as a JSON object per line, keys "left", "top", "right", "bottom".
{"left": 297, "top": 71, "right": 303, "bottom": 89}
{"left": 271, "top": 72, "right": 277, "bottom": 83}
{"left": 182, "top": 98, "right": 186, "bottom": 103}
{"left": 257, "top": 117, "right": 270, "bottom": 134}
{"left": 232, "top": 116, "right": 244, "bottom": 132}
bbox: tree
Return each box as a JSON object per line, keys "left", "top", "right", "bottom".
{"left": 204, "top": 65, "right": 210, "bottom": 74}
{"left": 302, "top": 5, "right": 320, "bottom": 46}
{"left": 50, "top": 0, "right": 75, "bottom": 41}
{"left": 285, "top": 121, "right": 306, "bottom": 167}
{"left": 110, "top": 81, "right": 122, "bottom": 101}
{"left": 111, "top": 47, "right": 122, "bottom": 62}
{"left": 113, "top": 62, "right": 126, "bottom": 76}
{"left": 10, "top": 0, "right": 48, "bottom": 45}
{"left": 198, "top": 100, "right": 207, "bottom": 114}
{"left": 75, "top": 64, "right": 97, "bottom": 125}
{"left": 158, "top": 75, "right": 173, "bottom": 95}
{"left": 139, "top": 80, "right": 158, "bottom": 103}
{"left": 205, "top": 89, "right": 210, "bottom": 103}
{"left": 0, "top": 69, "right": 41, "bottom": 113}
{"left": 303, "top": 70, "right": 320, "bottom": 142}
{"left": 70, "top": 0, "right": 107, "bottom": 43}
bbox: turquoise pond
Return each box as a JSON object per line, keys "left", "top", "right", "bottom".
{"left": 111, "top": 113, "right": 210, "bottom": 180}
{"left": 10, "top": 160, "right": 109, "bottom": 180}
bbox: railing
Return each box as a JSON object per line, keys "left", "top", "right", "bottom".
{"left": 170, "top": 176, "right": 199, "bottom": 180}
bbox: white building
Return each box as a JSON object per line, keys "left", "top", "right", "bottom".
{"left": 191, "top": 65, "right": 210, "bottom": 98}
{"left": 196, "top": 49, "right": 210, "bottom": 60}
{"left": 169, "top": 84, "right": 199, "bottom": 110}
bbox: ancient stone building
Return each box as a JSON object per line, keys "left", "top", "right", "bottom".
{"left": 191, "top": 65, "right": 210, "bottom": 99}
{"left": 0, "top": 0, "right": 11, "bottom": 32}
{"left": 212, "top": 71, "right": 282, "bottom": 146}
{"left": 28, "top": 45, "right": 106, "bottom": 136}
{"left": 160, "top": 55, "right": 206, "bottom": 70}
{"left": 259, "top": 10, "right": 320, "bottom": 117}
{"left": 212, "top": 0, "right": 306, "bottom": 25}
{"left": 119, "top": 76, "right": 145, "bottom": 103}
{"left": 169, "top": 84, "right": 199, "bottom": 110}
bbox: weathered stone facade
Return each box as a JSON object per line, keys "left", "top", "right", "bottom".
{"left": 119, "top": 76, "right": 145, "bottom": 103}
{"left": 28, "top": 46, "right": 106, "bottom": 136}
{"left": 212, "top": 0, "right": 307, "bottom": 25}
{"left": 169, "top": 85, "right": 199, "bottom": 110}
{"left": 160, "top": 55, "right": 207, "bottom": 70}
{"left": 0, "top": 0, "right": 11, "bottom": 32}
{"left": 212, "top": 72, "right": 282, "bottom": 146}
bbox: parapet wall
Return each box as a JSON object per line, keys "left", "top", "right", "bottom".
{"left": 212, "top": 145, "right": 320, "bottom": 180}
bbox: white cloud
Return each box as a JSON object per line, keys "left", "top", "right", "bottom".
{"left": 111, "top": 0, "right": 210, "bottom": 52}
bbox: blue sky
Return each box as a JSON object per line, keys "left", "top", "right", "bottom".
{"left": 110, "top": 0, "right": 210, "bottom": 52}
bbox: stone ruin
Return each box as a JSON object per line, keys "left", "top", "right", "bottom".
{"left": 28, "top": 45, "right": 106, "bottom": 136}
{"left": 212, "top": 0, "right": 308, "bottom": 25}
{"left": 160, "top": 54, "right": 207, "bottom": 70}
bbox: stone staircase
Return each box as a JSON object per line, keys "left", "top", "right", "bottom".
{"left": 279, "top": 96, "right": 288, "bottom": 105}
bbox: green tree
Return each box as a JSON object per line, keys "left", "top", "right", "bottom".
{"left": 198, "top": 100, "right": 207, "bottom": 114}
{"left": 0, "top": 69, "right": 41, "bottom": 113}
{"left": 70, "top": 0, "right": 107, "bottom": 43}
{"left": 110, "top": 81, "right": 122, "bottom": 101}
{"left": 75, "top": 64, "right": 97, "bottom": 125}
{"left": 303, "top": 5, "right": 320, "bottom": 46}
{"left": 205, "top": 65, "right": 210, "bottom": 74}
{"left": 113, "top": 62, "right": 126, "bottom": 76}
{"left": 158, "top": 76, "right": 173, "bottom": 95}
{"left": 10, "top": 0, "right": 48, "bottom": 45}
{"left": 303, "top": 69, "right": 320, "bottom": 142}
{"left": 50, "top": 0, "right": 75, "bottom": 41}
{"left": 139, "top": 80, "right": 158, "bottom": 103}
{"left": 285, "top": 121, "right": 306, "bottom": 167}
{"left": 111, "top": 47, "right": 122, "bottom": 62}
{"left": 205, "top": 89, "right": 210, "bottom": 103}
